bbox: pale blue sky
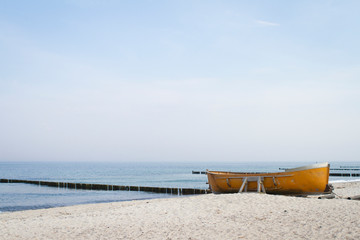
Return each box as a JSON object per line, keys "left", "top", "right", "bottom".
{"left": 1, "top": 0, "right": 359, "bottom": 162}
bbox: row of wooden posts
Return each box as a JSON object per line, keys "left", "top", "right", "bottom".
{"left": 329, "top": 173, "right": 360, "bottom": 177}
{"left": 0, "top": 179, "right": 210, "bottom": 195}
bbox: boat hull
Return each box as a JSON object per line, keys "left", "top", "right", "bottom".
{"left": 207, "top": 162, "right": 330, "bottom": 195}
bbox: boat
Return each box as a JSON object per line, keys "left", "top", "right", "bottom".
{"left": 207, "top": 162, "right": 330, "bottom": 195}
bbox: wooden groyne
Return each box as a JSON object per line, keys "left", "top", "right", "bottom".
{"left": 192, "top": 171, "right": 207, "bottom": 174}
{"left": 0, "top": 179, "right": 211, "bottom": 195}
{"left": 329, "top": 173, "right": 360, "bottom": 177}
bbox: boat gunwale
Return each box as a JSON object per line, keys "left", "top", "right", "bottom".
{"left": 284, "top": 162, "right": 329, "bottom": 172}
{"left": 206, "top": 162, "right": 329, "bottom": 176}
{"left": 214, "top": 174, "right": 294, "bottom": 179}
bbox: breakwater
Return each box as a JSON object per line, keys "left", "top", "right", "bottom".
{"left": 329, "top": 173, "right": 360, "bottom": 177}
{"left": 0, "top": 179, "right": 210, "bottom": 195}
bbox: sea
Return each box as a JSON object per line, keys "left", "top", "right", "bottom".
{"left": 1, "top": 161, "right": 359, "bottom": 212}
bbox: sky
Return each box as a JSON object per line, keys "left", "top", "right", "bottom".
{"left": 1, "top": 0, "right": 360, "bottom": 162}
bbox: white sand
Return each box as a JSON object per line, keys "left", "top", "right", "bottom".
{"left": 1, "top": 182, "right": 360, "bottom": 240}
{"left": 331, "top": 180, "right": 360, "bottom": 198}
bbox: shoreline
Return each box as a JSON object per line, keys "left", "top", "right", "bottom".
{"left": 1, "top": 181, "right": 360, "bottom": 239}
{"left": 1, "top": 178, "right": 359, "bottom": 213}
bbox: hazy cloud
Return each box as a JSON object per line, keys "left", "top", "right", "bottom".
{"left": 256, "top": 20, "right": 280, "bottom": 26}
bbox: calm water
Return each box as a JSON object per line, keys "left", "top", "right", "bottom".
{"left": 1, "top": 161, "right": 359, "bottom": 212}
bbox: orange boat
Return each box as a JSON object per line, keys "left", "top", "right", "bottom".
{"left": 207, "top": 162, "right": 330, "bottom": 195}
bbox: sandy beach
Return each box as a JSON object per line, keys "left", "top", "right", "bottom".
{"left": 1, "top": 181, "right": 360, "bottom": 240}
